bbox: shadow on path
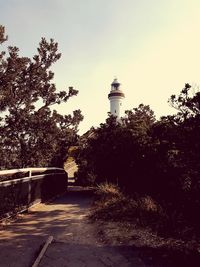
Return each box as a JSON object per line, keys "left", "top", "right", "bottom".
{"left": 0, "top": 186, "right": 93, "bottom": 267}
{"left": 1, "top": 186, "right": 197, "bottom": 267}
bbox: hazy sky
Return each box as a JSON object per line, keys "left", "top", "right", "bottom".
{"left": 1, "top": 0, "right": 200, "bottom": 133}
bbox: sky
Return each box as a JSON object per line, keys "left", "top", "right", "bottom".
{"left": 1, "top": 0, "right": 200, "bottom": 134}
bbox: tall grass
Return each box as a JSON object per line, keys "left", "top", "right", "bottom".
{"left": 90, "top": 182, "right": 165, "bottom": 230}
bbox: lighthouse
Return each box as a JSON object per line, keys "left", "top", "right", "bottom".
{"left": 108, "top": 78, "right": 125, "bottom": 119}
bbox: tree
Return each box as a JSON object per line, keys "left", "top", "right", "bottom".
{"left": 75, "top": 104, "right": 156, "bottom": 190}
{"left": 167, "top": 84, "right": 200, "bottom": 223}
{"left": 169, "top": 83, "right": 200, "bottom": 119}
{"left": 0, "top": 25, "right": 83, "bottom": 169}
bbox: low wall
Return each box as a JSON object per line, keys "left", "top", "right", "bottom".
{"left": 0, "top": 167, "right": 68, "bottom": 219}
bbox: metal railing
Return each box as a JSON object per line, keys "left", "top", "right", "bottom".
{"left": 0, "top": 167, "right": 68, "bottom": 219}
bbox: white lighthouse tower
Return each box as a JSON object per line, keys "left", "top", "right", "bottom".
{"left": 108, "top": 78, "right": 125, "bottom": 119}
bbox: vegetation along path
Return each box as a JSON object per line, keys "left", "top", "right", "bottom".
{"left": 0, "top": 186, "right": 147, "bottom": 267}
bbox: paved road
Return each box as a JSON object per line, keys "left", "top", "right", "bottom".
{"left": 0, "top": 187, "right": 147, "bottom": 267}
{"left": 66, "top": 162, "right": 77, "bottom": 184}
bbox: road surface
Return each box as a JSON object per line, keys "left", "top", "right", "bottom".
{"left": 0, "top": 186, "right": 146, "bottom": 267}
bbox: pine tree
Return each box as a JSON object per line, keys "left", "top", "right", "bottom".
{"left": 0, "top": 25, "right": 83, "bottom": 169}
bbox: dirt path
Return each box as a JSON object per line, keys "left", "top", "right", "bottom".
{"left": 38, "top": 189, "right": 145, "bottom": 267}
{"left": 0, "top": 187, "right": 147, "bottom": 267}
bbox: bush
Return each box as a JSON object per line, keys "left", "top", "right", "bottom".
{"left": 90, "top": 183, "right": 166, "bottom": 230}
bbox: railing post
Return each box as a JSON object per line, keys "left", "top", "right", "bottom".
{"left": 27, "top": 170, "right": 32, "bottom": 207}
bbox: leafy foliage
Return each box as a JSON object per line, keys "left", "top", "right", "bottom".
{"left": 76, "top": 87, "right": 200, "bottom": 239}
{"left": 75, "top": 104, "right": 156, "bottom": 190}
{"left": 0, "top": 25, "right": 83, "bottom": 169}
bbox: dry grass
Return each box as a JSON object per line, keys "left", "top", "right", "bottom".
{"left": 95, "top": 182, "right": 122, "bottom": 199}
{"left": 89, "top": 182, "right": 200, "bottom": 266}
{"left": 90, "top": 182, "right": 134, "bottom": 221}
{"left": 90, "top": 182, "right": 163, "bottom": 227}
